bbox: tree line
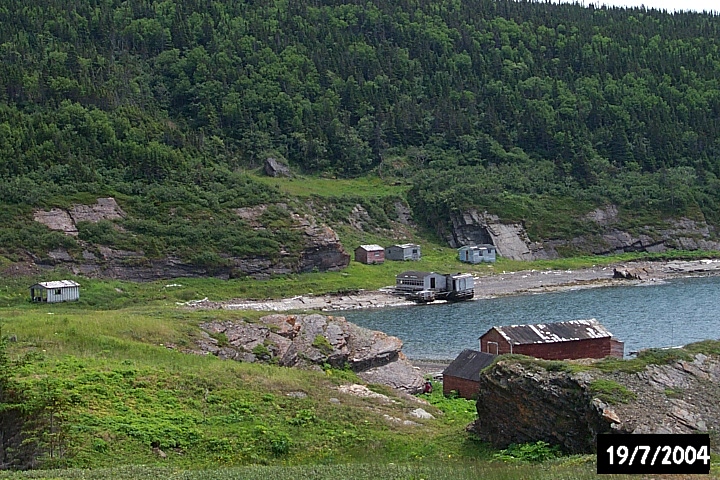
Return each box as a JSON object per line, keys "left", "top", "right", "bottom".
{"left": 1, "top": 0, "right": 720, "bottom": 254}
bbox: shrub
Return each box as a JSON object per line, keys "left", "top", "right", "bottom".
{"left": 252, "top": 344, "right": 271, "bottom": 359}
{"left": 588, "top": 379, "right": 637, "bottom": 404}
{"left": 311, "top": 335, "right": 334, "bottom": 355}
{"left": 494, "top": 441, "right": 561, "bottom": 463}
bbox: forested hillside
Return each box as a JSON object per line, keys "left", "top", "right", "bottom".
{"left": 1, "top": 0, "right": 720, "bottom": 263}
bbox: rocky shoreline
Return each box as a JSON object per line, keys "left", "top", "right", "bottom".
{"left": 184, "top": 258, "right": 720, "bottom": 313}
{"left": 173, "top": 259, "right": 720, "bottom": 393}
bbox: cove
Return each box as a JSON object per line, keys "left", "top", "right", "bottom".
{"left": 340, "top": 275, "right": 720, "bottom": 360}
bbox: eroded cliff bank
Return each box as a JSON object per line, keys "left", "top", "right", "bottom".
{"left": 470, "top": 343, "right": 720, "bottom": 454}
{"left": 448, "top": 208, "right": 720, "bottom": 261}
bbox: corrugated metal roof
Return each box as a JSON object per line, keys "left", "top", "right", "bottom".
{"left": 396, "top": 270, "right": 430, "bottom": 279}
{"left": 483, "top": 319, "right": 613, "bottom": 345}
{"left": 357, "top": 244, "right": 384, "bottom": 251}
{"left": 449, "top": 273, "right": 473, "bottom": 279}
{"left": 390, "top": 243, "right": 419, "bottom": 249}
{"left": 459, "top": 244, "right": 495, "bottom": 251}
{"left": 442, "top": 349, "right": 497, "bottom": 381}
{"left": 33, "top": 280, "right": 80, "bottom": 289}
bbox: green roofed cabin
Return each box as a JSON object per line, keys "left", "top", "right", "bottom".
{"left": 30, "top": 280, "right": 80, "bottom": 303}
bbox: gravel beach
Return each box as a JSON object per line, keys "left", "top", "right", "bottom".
{"left": 186, "top": 258, "right": 720, "bottom": 313}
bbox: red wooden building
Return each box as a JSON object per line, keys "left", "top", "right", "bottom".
{"left": 442, "top": 349, "right": 497, "bottom": 399}
{"left": 478, "top": 319, "right": 624, "bottom": 360}
{"left": 354, "top": 244, "right": 385, "bottom": 264}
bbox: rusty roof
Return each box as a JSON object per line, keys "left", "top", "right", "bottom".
{"left": 389, "top": 243, "right": 419, "bottom": 249}
{"left": 31, "top": 280, "right": 80, "bottom": 289}
{"left": 357, "top": 244, "right": 384, "bottom": 251}
{"left": 442, "top": 349, "right": 497, "bottom": 381}
{"left": 481, "top": 319, "right": 614, "bottom": 345}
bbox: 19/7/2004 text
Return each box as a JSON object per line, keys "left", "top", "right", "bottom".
{"left": 597, "top": 434, "right": 710, "bottom": 475}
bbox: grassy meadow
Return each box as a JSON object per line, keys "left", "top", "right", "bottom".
{"left": 3, "top": 247, "right": 720, "bottom": 478}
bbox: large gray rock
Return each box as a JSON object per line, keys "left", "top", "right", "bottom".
{"left": 263, "top": 157, "right": 291, "bottom": 177}
{"left": 198, "top": 314, "right": 424, "bottom": 393}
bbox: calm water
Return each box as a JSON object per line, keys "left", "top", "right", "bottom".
{"left": 341, "top": 275, "right": 720, "bottom": 360}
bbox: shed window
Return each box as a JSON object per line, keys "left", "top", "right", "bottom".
{"left": 55, "top": 289, "right": 62, "bottom": 295}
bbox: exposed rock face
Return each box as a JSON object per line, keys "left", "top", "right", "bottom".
{"left": 447, "top": 210, "right": 551, "bottom": 260}
{"left": 544, "top": 217, "right": 720, "bottom": 256}
{"left": 470, "top": 351, "right": 720, "bottom": 454}
{"left": 32, "top": 199, "right": 349, "bottom": 280}
{"left": 448, "top": 207, "right": 720, "bottom": 260}
{"left": 394, "top": 201, "right": 415, "bottom": 226}
{"left": 70, "top": 197, "right": 126, "bottom": 223}
{"left": 34, "top": 198, "right": 126, "bottom": 236}
{"left": 347, "top": 204, "right": 372, "bottom": 232}
{"left": 196, "top": 314, "right": 424, "bottom": 393}
{"left": 293, "top": 213, "right": 350, "bottom": 273}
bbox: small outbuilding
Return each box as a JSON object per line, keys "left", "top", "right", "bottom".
{"left": 442, "top": 349, "right": 497, "bottom": 399}
{"left": 354, "top": 244, "right": 385, "bottom": 264}
{"left": 478, "top": 319, "right": 624, "bottom": 360}
{"left": 385, "top": 243, "right": 421, "bottom": 261}
{"left": 458, "top": 244, "right": 496, "bottom": 263}
{"left": 30, "top": 280, "right": 80, "bottom": 303}
{"left": 395, "top": 271, "right": 447, "bottom": 293}
{"left": 446, "top": 273, "right": 475, "bottom": 300}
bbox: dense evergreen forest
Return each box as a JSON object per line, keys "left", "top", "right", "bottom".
{"left": 1, "top": 0, "right": 720, "bottom": 260}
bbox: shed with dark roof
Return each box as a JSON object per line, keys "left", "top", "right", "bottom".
{"left": 394, "top": 271, "right": 447, "bottom": 293}
{"left": 478, "top": 319, "right": 624, "bottom": 360}
{"left": 442, "top": 349, "right": 497, "bottom": 399}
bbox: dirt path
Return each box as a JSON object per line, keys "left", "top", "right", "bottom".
{"left": 184, "top": 259, "right": 720, "bottom": 313}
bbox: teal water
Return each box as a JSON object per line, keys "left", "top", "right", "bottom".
{"left": 340, "top": 275, "right": 720, "bottom": 360}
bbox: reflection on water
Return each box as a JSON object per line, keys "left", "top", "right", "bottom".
{"left": 341, "top": 275, "right": 720, "bottom": 360}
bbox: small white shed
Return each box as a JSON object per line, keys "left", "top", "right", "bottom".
{"left": 458, "top": 244, "right": 497, "bottom": 263}
{"left": 385, "top": 243, "right": 421, "bottom": 261}
{"left": 30, "top": 280, "right": 80, "bottom": 303}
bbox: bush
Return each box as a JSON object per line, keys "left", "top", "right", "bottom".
{"left": 311, "top": 335, "right": 334, "bottom": 355}
{"left": 494, "top": 441, "right": 561, "bottom": 463}
{"left": 588, "top": 379, "right": 637, "bottom": 404}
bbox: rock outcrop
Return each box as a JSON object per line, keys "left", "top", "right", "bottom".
{"left": 33, "top": 198, "right": 126, "bottom": 236}
{"left": 470, "top": 348, "right": 720, "bottom": 453}
{"left": 32, "top": 199, "right": 349, "bottom": 280}
{"left": 263, "top": 157, "right": 291, "bottom": 177}
{"left": 195, "top": 314, "right": 425, "bottom": 393}
{"left": 447, "top": 210, "right": 551, "bottom": 260}
{"left": 447, "top": 207, "right": 720, "bottom": 261}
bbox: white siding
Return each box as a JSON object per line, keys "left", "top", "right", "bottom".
{"left": 46, "top": 286, "right": 80, "bottom": 303}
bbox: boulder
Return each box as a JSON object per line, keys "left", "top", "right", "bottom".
{"left": 263, "top": 157, "right": 291, "bottom": 177}
{"left": 612, "top": 267, "right": 647, "bottom": 280}
{"left": 199, "top": 314, "right": 424, "bottom": 393}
